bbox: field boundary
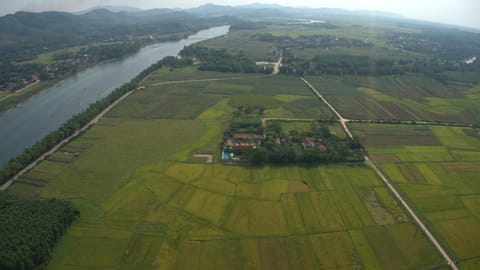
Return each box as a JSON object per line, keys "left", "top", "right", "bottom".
{"left": 300, "top": 77, "right": 459, "bottom": 270}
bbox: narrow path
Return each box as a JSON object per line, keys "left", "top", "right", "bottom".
{"left": 348, "top": 119, "right": 472, "bottom": 128}
{"left": 192, "top": 154, "right": 213, "bottom": 163}
{"left": 300, "top": 77, "right": 354, "bottom": 138}
{"left": 272, "top": 54, "right": 283, "bottom": 75}
{"left": 150, "top": 55, "right": 282, "bottom": 87}
{"left": 0, "top": 81, "right": 40, "bottom": 102}
{"left": 149, "top": 76, "right": 261, "bottom": 87}
{"left": 300, "top": 77, "right": 459, "bottom": 270}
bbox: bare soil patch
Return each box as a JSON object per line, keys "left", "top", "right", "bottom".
{"left": 288, "top": 181, "right": 310, "bottom": 193}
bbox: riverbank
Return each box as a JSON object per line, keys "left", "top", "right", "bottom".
{"left": 0, "top": 87, "right": 136, "bottom": 190}
{"left": 0, "top": 27, "right": 223, "bottom": 116}
{"left": 0, "top": 25, "right": 230, "bottom": 180}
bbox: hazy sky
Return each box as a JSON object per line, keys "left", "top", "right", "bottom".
{"left": 2, "top": 0, "right": 479, "bottom": 29}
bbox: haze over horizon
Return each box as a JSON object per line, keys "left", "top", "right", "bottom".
{"left": 1, "top": 0, "right": 479, "bottom": 30}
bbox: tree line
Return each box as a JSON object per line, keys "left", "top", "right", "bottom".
{"left": 0, "top": 192, "right": 79, "bottom": 269}
{"left": 280, "top": 53, "right": 480, "bottom": 78}
{"left": 180, "top": 46, "right": 272, "bottom": 74}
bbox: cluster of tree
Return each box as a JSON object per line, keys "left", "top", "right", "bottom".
{"left": 0, "top": 63, "right": 44, "bottom": 91}
{"left": 255, "top": 33, "right": 371, "bottom": 49}
{"left": 180, "top": 46, "right": 272, "bottom": 73}
{"left": 232, "top": 105, "right": 266, "bottom": 117}
{"left": 386, "top": 26, "right": 480, "bottom": 60}
{"left": 225, "top": 117, "right": 264, "bottom": 135}
{"left": 245, "top": 121, "right": 364, "bottom": 165}
{"left": 0, "top": 56, "right": 180, "bottom": 185}
{"left": 280, "top": 53, "right": 480, "bottom": 77}
{"left": 54, "top": 43, "right": 141, "bottom": 63}
{"left": 0, "top": 192, "right": 79, "bottom": 269}
{"left": 229, "top": 19, "right": 267, "bottom": 31}
{"left": 160, "top": 56, "right": 194, "bottom": 69}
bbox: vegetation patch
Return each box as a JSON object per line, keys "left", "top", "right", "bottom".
{"left": 222, "top": 116, "right": 364, "bottom": 164}
{"left": 0, "top": 193, "right": 79, "bottom": 270}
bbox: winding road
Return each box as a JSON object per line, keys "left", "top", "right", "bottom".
{"left": 300, "top": 77, "right": 459, "bottom": 270}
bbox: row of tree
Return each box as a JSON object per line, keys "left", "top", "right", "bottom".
{"left": 255, "top": 33, "right": 372, "bottom": 49}
{"left": 0, "top": 56, "right": 181, "bottom": 185}
{"left": 53, "top": 43, "right": 142, "bottom": 63}
{"left": 280, "top": 53, "right": 480, "bottom": 77}
{"left": 0, "top": 192, "right": 79, "bottom": 269}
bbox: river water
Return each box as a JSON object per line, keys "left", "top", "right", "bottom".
{"left": 0, "top": 25, "right": 229, "bottom": 167}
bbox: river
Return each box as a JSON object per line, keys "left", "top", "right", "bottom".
{"left": 0, "top": 25, "right": 229, "bottom": 167}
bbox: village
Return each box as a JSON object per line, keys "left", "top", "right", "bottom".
{"left": 221, "top": 108, "right": 364, "bottom": 164}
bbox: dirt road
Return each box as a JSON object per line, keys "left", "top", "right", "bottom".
{"left": 300, "top": 77, "right": 459, "bottom": 270}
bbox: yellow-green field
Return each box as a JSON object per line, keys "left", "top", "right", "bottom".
{"left": 6, "top": 69, "right": 449, "bottom": 269}
{"left": 352, "top": 123, "right": 480, "bottom": 268}
{"left": 306, "top": 75, "right": 480, "bottom": 124}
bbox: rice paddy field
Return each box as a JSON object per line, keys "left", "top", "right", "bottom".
{"left": 305, "top": 75, "right": 480, "bottom": 124}
{"left": 351, "top": 123, "right": 480, "bottom": 269}
{"left": 6, "top": 68, "right": 449, "bottom": 269}
{"left": 108, "top": 71, "right": 334, "bottom": 121}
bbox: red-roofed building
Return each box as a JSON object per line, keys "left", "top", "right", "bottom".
{"left": 301, "top": 137, "right": 315, "bottom": 149}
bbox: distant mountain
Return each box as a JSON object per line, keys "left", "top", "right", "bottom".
{"left": 74, "top": 5, "right": 141, "bottom": 15}
{"left": 186, "top": 4, "right": 235, "bottom": 16}
{"left": 187, "top": 3, "right": 286, "bottom": 18}
{"left": 186, "top": 3, "right": 402, "bottom": 20}
{"left": 0, "top": 9, "right": 225, "bottom": 62}
{"left": 236, "top": 3, "right": 286, "bottom": 9}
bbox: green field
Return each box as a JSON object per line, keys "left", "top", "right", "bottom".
{"left": 5, "top": 17, "right": 480, "bottom": 269}
{"left": 108, "top": 72, "right": 334, "bottom": 121}
{"left": 6, "top": 67, "right": 448, "bottom": 269}
{"left": 306, "top": 75, "right": 480, "bottom": 123}
{"left": 351, "top": 124, "right": 480, "bottom": 266}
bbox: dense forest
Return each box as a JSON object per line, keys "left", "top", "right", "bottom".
{"left": 0, "top": 192, "right": 79, "bottom": 269}
{"left": 180, "top": 46, "right": 272, "bottom": 73}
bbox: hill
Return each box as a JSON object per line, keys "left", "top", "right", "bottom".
{"left": 0, "top": 9, "right": 222, "bottom": 62}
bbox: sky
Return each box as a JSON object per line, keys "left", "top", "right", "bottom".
{"left": 1, "top": 0, "right": 479, "bottom": 30}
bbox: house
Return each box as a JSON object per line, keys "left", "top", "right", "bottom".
{"left": 318, "top": 144, "right": 327, "bottom": 152}
{"left": 233, "top": 134, "right": 263, "bottom": 141}
{"left": 232, "top": 142, "right": 257, "bottom": 153}
{"left": 301, "top": 137, "right": 315, "bottom": 149}
{"left": 224, "top": 138, "right": 234, "bottom": 147}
